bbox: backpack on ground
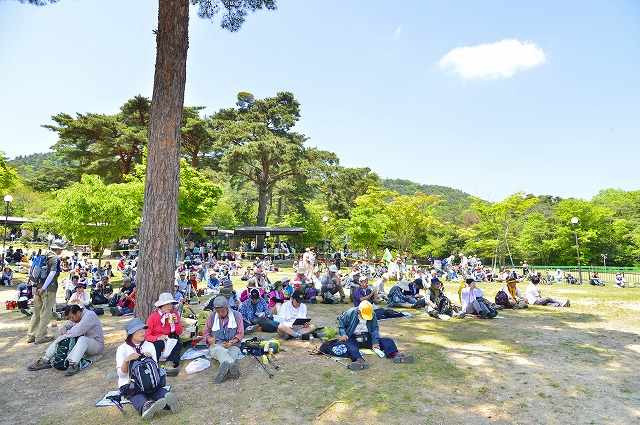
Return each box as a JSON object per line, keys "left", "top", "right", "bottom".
{"left": 318, "top": 339, "right": 348, "bottom": 357}
{"left": 29, "top": 253, "right": 50, "bottom": 285}
{"left": 52, "top": 337, "right": 78, "bottom": 370}
{"left": 128, "top": 356, "right": 166, "bottom": 395}
{"left": 108, "top": 293, "right": 121, "bottom": 308}
{"left": 240, "top": 337, "right": 281, "bottom": 355}
{"left": 495, "top": 291, "right": 510, "bottom": 308}
{"left": 437, "top": 297, "right": 453, "bottom": 316}
{"left": 91, "top": 290, "right": 109, "bottom": 305}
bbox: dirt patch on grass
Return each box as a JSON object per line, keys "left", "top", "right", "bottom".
{"left": 1, "top": 279, "right": 639, "bottom": 425}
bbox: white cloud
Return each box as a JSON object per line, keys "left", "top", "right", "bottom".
{"left": 390, "top": 26, "right": 402, "bottom": 42}
{"left": 438, "top": 39, "right": 546, "bottom": 80}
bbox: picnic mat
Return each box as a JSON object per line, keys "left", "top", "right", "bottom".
{"left": 95, "top": 387, "right": 171, "bottom": 407}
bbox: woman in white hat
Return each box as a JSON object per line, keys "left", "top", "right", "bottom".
{"left": 116, "top": 318, "right": 179, "bottom": 419}
{"left": 145, "top": 293, "right": 183, "bottom": 376}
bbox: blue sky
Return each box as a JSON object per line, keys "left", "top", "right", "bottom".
{"left": 1, "top": 0, "right": 639, "bottom": 201}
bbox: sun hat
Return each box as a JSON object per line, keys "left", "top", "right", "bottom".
{"left": 281, "top": 276, "right": 290, "bottom": 283}
{"left": 154, "top": 292, "right": 177, "bottom": 307}
{"left": 359, "top": 300, "right": 373, "bottom": 320}
{"left": 329, "top": 265, "right": 338, "bottom": 273}
{"left": 465, "top": 277, "right": 475, "bottom": 284}
{"left": 125, "top": 318, "right": 147, "bottom": 335}
{"left": 396, "top": 280, "right": 410, "bottom": 291}
{"left": 431, "top": 278, "right": 441, "bottom": 285}
{"left": 222, "top": 279, "right": 233, "bottom": 287}
{"left": 50, "top": 239, "right": 67, "bottom": 250}
{"left": 75, "top": 282, "right": 85, "bottom": 288}
{"left": 359, "top": 275, "right": 369, "bottom": 282}
{"left": 213, "top": 295, "right": 228, "bottom": 308}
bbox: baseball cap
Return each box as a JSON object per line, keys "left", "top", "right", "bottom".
{"left": 250, "top": 288, "right": 260, "bottom": 299}
{"left": 292, "top": 289, "right": 304, "bottom": 303}
{"left": 359, "top": 300, "right": 373, "bottom": 320}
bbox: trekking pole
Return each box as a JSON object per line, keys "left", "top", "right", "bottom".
{"left": 106, "top": 395, "right": 126, "bottom": 415}
{"left": 252, "top": 354, "right": 273, "bottom": 378}
{"left": 267, "top": 355, "right": 280, "bottom": 370}
{"left": 309, "top": 348, "right": 350, "bottom": 368}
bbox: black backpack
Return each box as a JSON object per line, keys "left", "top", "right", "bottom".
{"left": 128, "top": 356, "right": 166, "bottom": 395}
{"left": 437, "top": 297, "right": 453, "bottom": 316}
{"left": 52, "top": 337, "right": 78, "bottom": 370}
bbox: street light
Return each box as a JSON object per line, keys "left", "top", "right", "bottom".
{"left": 2, "top": 194, "right": 13, "bottom": 266}
{"left": 571, "top": 217, "right": 582, "bottom": 284}
{"left": 601, "top": 253, "right": 607, "bottom": 269}
{"left": 322, "top": 216, "right": 329, "bottom": 266}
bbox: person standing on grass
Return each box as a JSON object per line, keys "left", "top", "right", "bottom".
{"left": 26, "top": 239, "right": 65, "bottom": 344}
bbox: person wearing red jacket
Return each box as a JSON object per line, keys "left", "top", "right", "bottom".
{"left": 145, "top": 293, "right": 183, "bottom": 376}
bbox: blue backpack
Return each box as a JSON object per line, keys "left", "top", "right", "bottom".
{"left": 29, "top": 253, "right": 50, "bottom": 284}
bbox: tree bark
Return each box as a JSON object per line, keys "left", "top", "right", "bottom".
{"left": 135, "top": 0, "right": 189, "bottom": 320}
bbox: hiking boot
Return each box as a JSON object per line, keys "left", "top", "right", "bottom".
{"left": 215, "top": 361, "right": 231, "bottom": 384}
{"left": 479, "top": 310, "right": 488, "bottom": 319}
{"left": 141, "top": 398, "right": 167, "bottom": 420}
{"left": 347, "top": 358, "right": 370, "bottom": 370}
{"left": 27, "top": 358, "right": 52, "bottom": 371}
{"left": 564, "top": 299, "right": 571, "bottom": 307}
{"left": 229, "top": 362, "right": 240, "bottom": 379}
{"left": 163, "top": 392, "right": 180, "bottom": 412}
{"left": 63, "top": 362, "right": 81, "bottom": 376}
{"left": 164, "top": 367, "right": 179, "bottom": 377}
{"left": 35, "top": 335, "right": 54, "bottom": 344}
{"left": 392, "top": 353, "right": 414, "bottom": 364}
{"left": 26, "top": 337, "right": 35, "bottom": 343}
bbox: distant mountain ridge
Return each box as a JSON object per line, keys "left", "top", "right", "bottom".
{"left": 381, "top": 178, "right": 474, "bottom": 207}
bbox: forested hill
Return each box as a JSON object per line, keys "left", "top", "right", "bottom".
{"left": 381, "top": 178, "right": 474, "bottom": 208}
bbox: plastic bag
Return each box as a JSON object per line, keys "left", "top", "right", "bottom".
{"left": 185, "top": 358, "right": 211, "bottom": 374}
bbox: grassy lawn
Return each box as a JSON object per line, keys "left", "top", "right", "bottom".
{"left": 1, "top": 261, "right": 639, "bottom": 424}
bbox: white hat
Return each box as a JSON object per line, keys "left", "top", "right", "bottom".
{"left": 50, "top": 239, "right": 67, "bottom": 250}
{"left": 154, "top": 292, "right": 177, "bottom": 307}
{"left": 329, "top": 265, "right": 338, "bottom": 273}
{"left": 359, "top": 275, "right": 369, "bottom": 282}
{"left": 396, "top": 280, "right": 410, "bottom": 291}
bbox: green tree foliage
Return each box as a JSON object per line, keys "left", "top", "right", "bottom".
{"left": 39, "top": 175, "right": 143, "bottom": 266}
{"left": 0, "top": 153, "right": 19, "bottom": 193}
{"left": 45, "top": 95, "right": 151, "bottom": 183}
{"left": 385, "top": 192, "right": 443, "bottom": 254}
{"left": 340, "top": 187, "right": 393, "bottom": 259}
{"left": 323, "top": 167, "right": 379, "bottom": 220}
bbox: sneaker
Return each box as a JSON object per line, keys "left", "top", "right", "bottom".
{"left": 63, "top": 362, "right": 81, "bottom": 376}
{"left": 26, "top": 337, "right": 35, "bottom": 343}
{"left": 347, "top": 358, "right": 370, "bottom": 370}
{"left": 229, "top": 362, "right": 240, "bottom": 379}
{"left": 294, "top": 331, "right": 302, "bottom": 339}
{"left": 245, "top": 325, "right": 258, "bottom": 334}
{"left": 455, "top": 312, "right": 466, "bottom": 319}
{"left": 163, "top": 392, "right": 180, "bottom": 412}
{"left": 564, "top": 299, "right": 571, "bottom": 307}
{"left": 215, "top": 361, "right": 231, "bottom": 384}
{"left": 479, "top": 310, "right": 488, "bottom": 319}
{"left": 141, "top": 398, "right": 167, "bottom": 420}
{"left": 27, "top": 358, "right": 52, "bottom": 371}
{"left": 392, "top": 353, "right": 415, "bottom": 364}
{"left": 35, "top": 335, "right": 55, "bottom": 344}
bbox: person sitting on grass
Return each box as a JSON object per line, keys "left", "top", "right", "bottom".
{"left": 275, "top": 289, "right": 316, "bottom": 340}
{"left": 145, "top": 293, "right": 183, "bottom": 377}
{"left": 68, "top": 281, "right": 91, "bottom": 309}
{"left": 202, "top": 295, "right": 244, "bottom": 384}
{"left": 353, "top": 275, "right": 375, "bottom": 307}
{"left": 320, "top": 265, "right": 347, "bottom": 303}
{"left": 387, "top": 280, "right": 424, "bottom": 309}
{"left": 590, "top": 271, "right": 604, "bottom": 287}
{"left": 16, "top": 279, "right": 34, "bottom": 316}
{"left": 27, "top": 304, "right": 104, "bottom": 376}
{"left": 426, "top": 278, "right": 464, "bottom": 319}
{"left": 116, "top": 318, "right": 179, "bottom": 420}
{"left": 461, "top": 279, "right": 496, "bottom": 319}
{"left": 499, "top": 278, "right": 529, "bottom": 309}
{"left": 526, "top": 277, "right": 570, "bottom": 307}
{"left": 337, "top": 300, "right": 414, "bottom": 370}
{"left": 614, "top": 273, "right": 627, "bottom": 288}
{"left": 239, "top": 288, "right": 278, "bottom": 333}
{"left": 2, "top": 265, "right": 14, "bottom": 286}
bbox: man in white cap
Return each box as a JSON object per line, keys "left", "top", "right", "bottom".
{"left": 26, "top": 239, "right": 66, "bottom": 344}
{"left": 320, "top": 265, "right": 346, "bottom": 303}
{"left": 203, "top": 295, "right": 244, "bottom": 384}
{"left": 337, "top": 300, "right": 414, "bottom": 370}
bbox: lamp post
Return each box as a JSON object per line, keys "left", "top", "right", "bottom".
{"left": 2, "top": 194, "right": 13, "bottom": 266}
{"left": 601, "top": 253, "right": 607, "bottom": 269}
{"left": 322, "top": 216, "right": 328, "bottom": 266}
{"left": 571, "top": 217, "right": 582, "bottom": 284}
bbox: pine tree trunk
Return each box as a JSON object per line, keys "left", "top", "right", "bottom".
{"left": 135, "top": 0, "right": 189, "bottom": 320}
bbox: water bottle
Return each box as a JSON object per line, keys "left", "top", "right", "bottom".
{"left": 309, "top": 335, "right": 315, "bottom": 345}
